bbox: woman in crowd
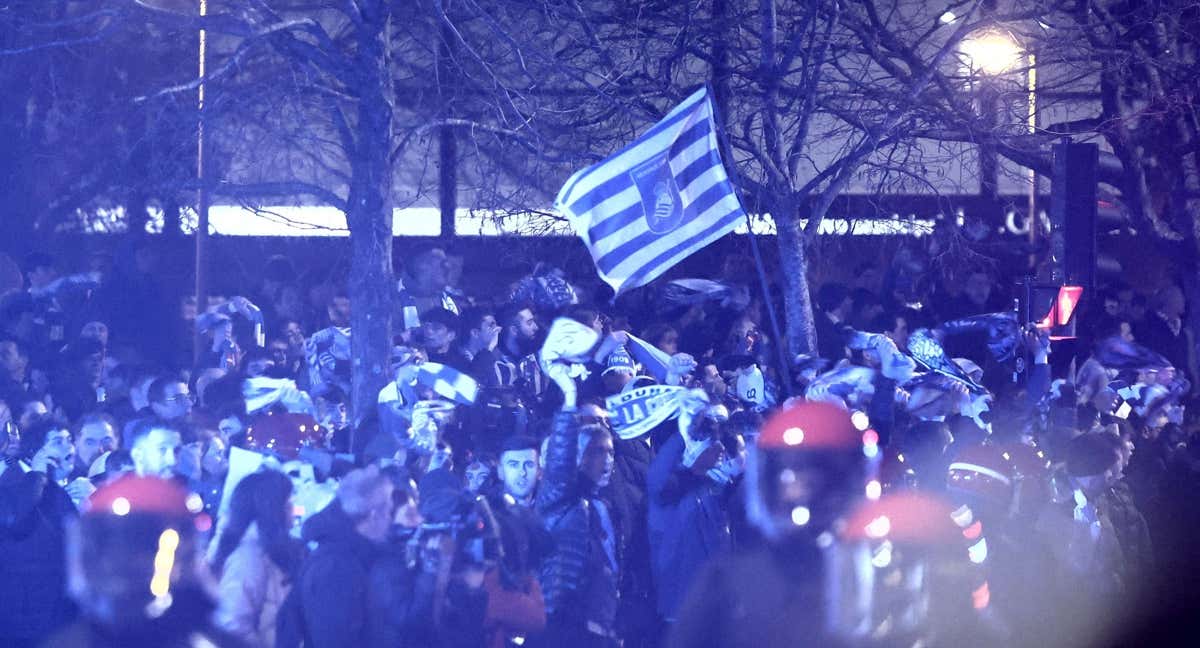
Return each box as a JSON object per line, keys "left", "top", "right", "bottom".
{"left": 210, "top": 469, "right": 302, "bottom": 648}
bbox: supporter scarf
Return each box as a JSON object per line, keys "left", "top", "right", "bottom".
{"left": 606, "top": 384, "right": 687, "bottom": 440}
{"left": 306, "top": 326, "right": 352, "bottom": 396}
{"left": 538, "top": 317, "right": 601, "bottom": 380}
{"left": 847, "top": 331, "right": 917, "bottom": 383}
{"left": 243, "top": 376, "right": 316, "bottom": 415}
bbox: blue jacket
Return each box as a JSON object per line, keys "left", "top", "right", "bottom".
{"left": 647, "top": 433, "right": 733, "bottom": 619}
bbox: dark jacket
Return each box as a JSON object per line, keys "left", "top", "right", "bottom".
{"left": 365, "top": 534, "right": 440, "bottom": 648}
{"left": 604, "top": 434, "right": 659, "bottom": 644}
{"left": 292, "top": 501, "right": 380, "bottom": 648}
{"left": 815, "top": 311, "right": 849, "bottom": 362}
{"left": 647, "top": 433, "right": 733, "bottom": 619}
{"left": 0, "top": 467, "right": 78, "bottom": 647}
{"left": 536, "top": 411, "right": 620, "bottom": 629}
{"left": 668, "top": 540, "right": 840, "bottom": 648}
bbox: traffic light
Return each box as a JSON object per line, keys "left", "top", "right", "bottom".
{"left": 1050, "top": 142, "right": 1098, "bottom": 288}
{"left": 1033, "top": 285, "right": 1084, "bottom": 340}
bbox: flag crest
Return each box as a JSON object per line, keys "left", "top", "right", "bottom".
{"left": 556, "top": 87, "right": 746, "bottom": 294}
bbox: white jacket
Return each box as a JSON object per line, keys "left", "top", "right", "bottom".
{"left": 214, "top": 524, "right": 291, "bottom": 648}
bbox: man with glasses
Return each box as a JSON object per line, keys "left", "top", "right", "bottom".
{"left": 147, "top": 375, "right": 194, "bottom": 425}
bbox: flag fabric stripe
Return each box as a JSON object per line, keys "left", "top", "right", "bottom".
{"left": 668, "top": 120, "right": 714, "bottom": 160}
{"left": 594, "top": 177, "right": 725, "bottom": 274}
{"left": 674, "top": 148, "right": 723, "bottom": 190}
{"left": 626, "top": 333, "right": 673, "bottom": 381}
{"left": 559, "top": 90, "right": 709, "bottom": 203}
{"left": 594, "top": 164, "right": 734, "bottom": 273}
{"left": 417, "top": 362, "right": 479, "bottom": 405}
{"left": 556, "top": 87, "right": 747, "bottom": 294}
{"left": 587, "top": 200, "right": 649, "bottom": 244}
{"left": 599, "top": 191, "right": 741, "bottom": 276}
{"left": 570, "top": 109, "right": 713, "bottom": 220}
{"left": 619, "top": 207, "right": 745, "bottom": 290}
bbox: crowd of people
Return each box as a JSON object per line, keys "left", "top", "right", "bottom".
{"left": 2, "top": 242, "right": 1199, "bottom": 648}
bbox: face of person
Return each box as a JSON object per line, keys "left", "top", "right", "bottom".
{"left": 1119, "top": 321, "right": 1134, "bottom": 342}
{"left": 1, "top": 413, "right": 17, "bottom": 460}
{"left": 499, "top": 448, "right": 539, "bottom": 500}
{"left": 1104, "top": 298, "right": 1120, "bottom": 317}
{"left": 76, "top": 420, "right": 117, "bottom": 468}
{"left": 328, "top": 296, "right": 351, "bottom": 326}
{"left": 362, "top": 483, "right": 397, "bottom": 543}
{"left": 131, "top": 427, "right": 182, "bottom": 478}
{"left": 218, "top": 416, "right": 244, "bottom": 443}
{"left": 202, "top": 435, "right": 228, "bottom": 478}
{"left": 512, "top": 308, "right": 538, "bottom": 340}
{"left": 0, "top": 341, "right": 28, "bottom": 380}
{"left": 657, "top": 332, "right": 679, "bottom": 356}
{"left": 284, "top": 322, "right": 306, "bottom": 350}
{"left": 701, "top": 364, "right": 727, "bottom": 400}
{"left": 152, "top": 382, "right": 193, "bottom": 421}
{"left": 579, "top": 432, "right": 615, "bottom": 487}
{"left": 421, "top": 321, "right": 455, "bottom": 352}
{"left": 41, "top": 428, "right": 75, "bottom": 482}
{"left": 81, "top": 351, "right": 105, "bottom": 383}
{"left": 20, "top": 400, "right": 47, "bottom": 429}
{"left": 80, "top": 321, "right": 109, "bottom": 346}
{"left": 445, "top": 255, "right": 464, "bottom": 287}
{"left": 269, "top": 341, "right": 289, "bottom": 365}
{"left": 28, "top": 264, "right": 57, "bottom": 289}
{"left": 964, "top": 273, "right": 992, "bottom": 306}
{"left": 465, "top": 462, "right": 492, "bottom": 493}
{"left": 414, "top": 251, "right": 449, "bottom": 293}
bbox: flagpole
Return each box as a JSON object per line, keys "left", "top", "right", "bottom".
{"left": 704, "top": 83, "right": 794, "bottom": 398}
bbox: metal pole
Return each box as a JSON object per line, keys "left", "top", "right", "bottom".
{"left": 705, "top": 83, "right": 794, "bottom": 397}
{"left": 1027, "top": 52, "right": 1038, "bottom": 272}
{"left": 194, "top": 0, "right": 210, "bottom": 365}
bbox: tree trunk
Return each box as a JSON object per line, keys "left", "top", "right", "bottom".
{"left": 345, "top": 2, "right": 395, "bottom": 430}
{"left": 773, "top": 195, "right": 816, "bottom": 357}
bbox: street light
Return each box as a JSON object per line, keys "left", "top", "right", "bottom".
{"left": 958, "top": 29, "right": 1038, "bottom": 255}
{"left": 959, "top": 30, "right": 1024, "bottom": 76}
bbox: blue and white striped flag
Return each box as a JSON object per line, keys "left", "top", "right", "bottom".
{"left": 417, "top": 362, "right": 480, "bottom": 405}
{"left": 555, "top": 87, "right": 748, "bottom": 294}
{"left": 625, "top": 333, "right": 672, "bottom": 382}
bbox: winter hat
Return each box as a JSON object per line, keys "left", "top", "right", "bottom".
{"left": 603, "top": 346, "right": 636, "bottom": 376}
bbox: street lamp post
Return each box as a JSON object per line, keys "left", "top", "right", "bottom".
{"left": 959, "top": 30, "right": 1037, "bottom": 250}
{"left": 194, "top": 0, "right": 209, "bottom": 364}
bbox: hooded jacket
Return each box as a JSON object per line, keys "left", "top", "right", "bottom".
{"left": 647, "top": 432, "right": 733, "bottom": 619}
{"left": 292, "top": 501, "right": 379, "bottom": 648}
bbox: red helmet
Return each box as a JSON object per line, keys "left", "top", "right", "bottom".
{"left": 85, "top": 474, "right": 204, "bottom": 519}
{"left": 827, "top": 491, "right": 974, "bottom": 644}
{"left": 244, "top": 412, "right": 325, "bottom": 460}
{"left": 839, "top": 491, "right": 961, "bottom": 546}
{"left": 73, "top": 476, "right": 209, "bottom": 629}
{"left": 746, "top": 401, "right": 877, "bottom": 539}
